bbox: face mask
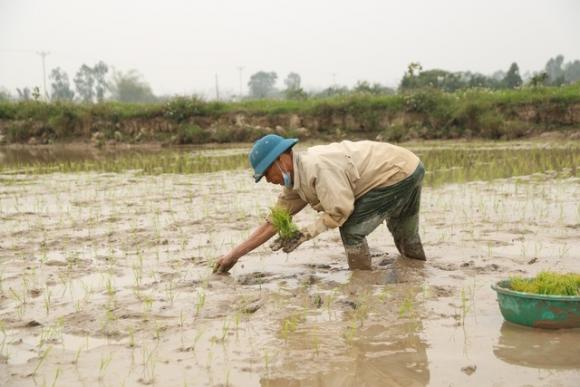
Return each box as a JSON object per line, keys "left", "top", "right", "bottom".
{"left": 276, "top": 162, "right": 293, "bottom": 189}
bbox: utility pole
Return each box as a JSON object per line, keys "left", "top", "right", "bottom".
{"left": 332, "top": 72, "right": 336, "bottom": 87}
{"left": 37, "top": 51, "right": 50, "bottom": 100}
{"left": 215, "top": 73, "right": 220, "bottom": 101}
{"left": 237, "top": 66, "right": 244, "bottom": 98}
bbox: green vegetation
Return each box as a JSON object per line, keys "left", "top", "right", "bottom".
{"left": 510, "top": 272, "right": 580, "bottom": 296}
{"left": 270, "top": 206, "right": 299, "bottom": 240}
{"left": 0, "top": 151, "right": 248, "bottom": 175}
{"left": 1, "top": 83, "right": 579, "bottom": 145}
{"left": 0, "top": 142, "right": 577, "bottom": 188}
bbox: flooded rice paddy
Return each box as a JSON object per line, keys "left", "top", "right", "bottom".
{"left": 0, "top": 140, "right": 579, "bottom": 386}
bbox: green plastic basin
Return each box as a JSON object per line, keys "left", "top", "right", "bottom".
{"left": 491, "top": 280, "right": 580, "bottom": 329}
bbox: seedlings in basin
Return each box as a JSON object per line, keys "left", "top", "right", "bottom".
{"left": 509, "top": 271, "right": 580, "bottom": 296}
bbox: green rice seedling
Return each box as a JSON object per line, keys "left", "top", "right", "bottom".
{"left": 142, "top": 295, "right": 154, "bottom": 314}
{"left": 509, "top": 271, "right": 580, "bottom": 296}
{"left": 0, "top": 321, "right": 7, "bottom": 358}
{"left": 164, "top": 279, "right": 176, "bottom": 305}
{"left": 51, "top": 367, "right": 61, "bottom": 387}
{"left": 195, "top": 289, "right": 206, "bottom": 316}
{"left": 44, "top": 287, "right": 52, "bottom": 317}
{"left": 263, "top": 350, "right": 270, "bottom": 373}
{"left": 343, "top": 320, "right": 358, "bottom": 344}
{"left": 33, "top": 345, "right": 52, "bottom": 375}
{"left": 399, "top": 294, "right": 415, "bottom": 318}
{"left": 270, "top": 206, "right": 299, "bottom": 241}
{"left": 279, "top": 313, "right": 303, "bottom": 340}
{"left": 73, "top": 346, "right": 82, "bottom": 365}
{"left": 99, "top": 352, "right": 113, "bottom": 381}
{"left": 128, "top": 327, "right": 136, "bottom": 348}
{"left": 221, "top": 319, "right": 230, "bottom": 342}
{"left": 460, "top": 287, "right": 472, "bottom": 326}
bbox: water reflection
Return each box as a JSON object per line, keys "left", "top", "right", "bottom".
{"left": 493, "top": 322, "right": 580, "bottom": 369}
{"left": 261, "top": 264, "right": 430, "bottom": 387}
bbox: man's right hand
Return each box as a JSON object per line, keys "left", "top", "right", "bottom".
{"left": 213, "top": 255, "right": 238, "bottom": 274}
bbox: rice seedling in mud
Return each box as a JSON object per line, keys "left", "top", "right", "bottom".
{"left": 509, "top": 272, "right": 580, "bottom": 296}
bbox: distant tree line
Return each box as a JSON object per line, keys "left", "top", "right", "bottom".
{"left": 1, "top": 54, "right": 579, "bottom": 103}
{"left": 246, "top": 55, "right": 580, "bottom": 99}
{"left": 4, "top": 61, "right": 156, "bottom": 103}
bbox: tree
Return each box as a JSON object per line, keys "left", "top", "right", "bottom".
{"left": 353, "top": 81, "right": 394, "bottom": 95}
{"left": 73, "top": 61, "right": 109, "bottom": 103}
{"left": 528, "top": 72, "right": 548, "bottom": 88}
{"left": 109, "top": 69, "right": 155, "bottom": 103}
{"left": 545, "top": 55, "right": 565, "bottom": 86}
{"left": 248, "top": 71, "right": 278, "bottom": 98}
{"left": 564, "top": 60, "right": 580, "bottom": 83}
{"left": 283, "top": 72, "right": 306, "bottom": 99}
{"left": 0, "top": 88, "right": 11, "bottom": 101}
{"left": 314, "top": 85, "right": 349, "bottom": 98}
{"left": 74, "top": 64, "right": 95, "bottom": 103}
{"left": 92, "top": 61, "right": 108, "bottom": 102}
{"left": 49, "top": 68, "right": 75, "bottom": 101}
{"left": 503, "top": 63, "right": 522, "bottom": 89}
{"left": 399, "top": 62, "right": 423, "bottom": 91}
{"left": 16, "top": 87, "right": 31, "bottom": 101}
{"left": 284, "top": 72, "right": 301, "bottom": 90}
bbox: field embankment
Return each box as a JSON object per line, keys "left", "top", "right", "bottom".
{"left": 1, "top": 84, "right": 580, "bottom": 146}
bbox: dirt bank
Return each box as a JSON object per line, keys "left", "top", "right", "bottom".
{"left": 1, "top": 86, "right": 580, "bottom": 146}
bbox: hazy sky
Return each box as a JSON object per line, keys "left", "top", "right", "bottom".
{"left": 1, "top": 0, "right": 579, "bottom": 98}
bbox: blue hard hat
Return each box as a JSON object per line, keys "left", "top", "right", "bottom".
{"left": 249, "top": 134, "right": 298, "bottom": 182}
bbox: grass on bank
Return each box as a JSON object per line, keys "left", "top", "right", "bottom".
{"left": 1, "top": 83, "right": 579, "bottom": 120}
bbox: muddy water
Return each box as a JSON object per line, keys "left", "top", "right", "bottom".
{"left": 0, "top": 141, "right": 579, "bottom": 386}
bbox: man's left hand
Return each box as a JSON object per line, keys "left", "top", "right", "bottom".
{"left": 280, "top": 231, "right": 310, "bottom": 253}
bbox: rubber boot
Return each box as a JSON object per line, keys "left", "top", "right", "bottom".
{"left": 396, "top": 237, "right": 426, "bottom": 261}
{"left": 345, "top": 240, "right": 372, "bottom": 270}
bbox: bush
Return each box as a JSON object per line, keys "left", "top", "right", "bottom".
{"left": 47, "top": 108, "right": 80, "bottom": 138}
{"left": 176, "top": 124, "right": 206, "bottom": 144}
{"left": 382, "top": 125, "right": 407, "bottom": 142}
{"left": 6, "top": 122, "right": 33, "bottom": 142}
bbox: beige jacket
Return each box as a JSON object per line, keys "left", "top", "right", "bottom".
{"left": 272, "top": 140, "right": 420, "bottom": 238}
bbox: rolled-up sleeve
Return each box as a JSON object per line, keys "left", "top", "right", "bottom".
{"left": 303, "top": 168, "right": 355, "bottom": 238}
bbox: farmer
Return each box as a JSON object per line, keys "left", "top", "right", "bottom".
{"left": 213, "top": 134, "right": 426, "bottom": 273}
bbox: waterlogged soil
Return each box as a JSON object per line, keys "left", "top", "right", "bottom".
{"left": 1, "top": 145, "right": 580, "bottom": 386}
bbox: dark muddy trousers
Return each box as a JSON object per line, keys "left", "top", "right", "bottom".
{"left": 339, "top": 163, "right": 426, "bottom": 270}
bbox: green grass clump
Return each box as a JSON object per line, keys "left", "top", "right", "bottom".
{"left": 509, "top": 271, "right": 580, "bottom": 296}
{"left": 270, "top": 206, "right": 299, "bottom": 240}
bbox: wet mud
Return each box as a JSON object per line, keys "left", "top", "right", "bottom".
{"left": 0, "top": 145, "right": 579, "bottom": 386}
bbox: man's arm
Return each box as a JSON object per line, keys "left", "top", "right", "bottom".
{"left": 213, "top": 222, "right": 278, "bottom": 273}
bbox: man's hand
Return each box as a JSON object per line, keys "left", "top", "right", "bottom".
{"left": 213, "top": 255, "right": 238, "bottom": 274}
{"left": 269, "top": 236, "right": 284, "bottom": 251}
{"left": 270, "top": 231, "right": 310, "bottom": 253}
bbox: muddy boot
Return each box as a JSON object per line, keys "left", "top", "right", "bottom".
{"left": 345, "top": 241, "right": 372, "bottom": 270}
{"left": 399, "top": 240, "right": 426, "bottom": 261}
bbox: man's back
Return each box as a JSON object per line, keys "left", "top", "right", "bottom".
{"left": 296, "top": 140, "right": 420, "bottom": 201}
